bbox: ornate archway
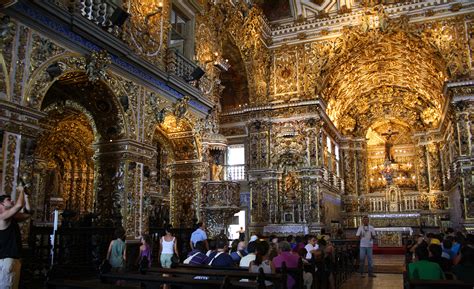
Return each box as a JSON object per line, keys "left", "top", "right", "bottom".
{"left": 33, "top": 69, "right": 128, "bottom": 225}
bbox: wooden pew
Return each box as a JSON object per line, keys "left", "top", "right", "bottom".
{"left": 101, "top": 273, "right": 265, "bottom": 289}
{"left": 175, "top": 263, "right": 248, "bottom": 271}
{"left": 47, "top": 279, "right": 139, "bottom": 289}
{"left": 147, "top": 266, "right": 287, "bottom": 289}
{"left": 408, "top": 279, "right": 474, "bottom": 289}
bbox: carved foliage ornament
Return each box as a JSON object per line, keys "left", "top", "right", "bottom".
{"left": 86, "top": 50, "right": 111, "bottom": 83}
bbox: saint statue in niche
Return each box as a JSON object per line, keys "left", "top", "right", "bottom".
{"left": 210, "top": 150, "right": 223, "bottom": 181}
{"left": 285, "top": 173, "right": 297, "bottom": 200}
{"left": 382, "top": 129, "right": 398, "bottom": 163}
{"left": 46, "top": 167, "right": 64, "bottom": 198}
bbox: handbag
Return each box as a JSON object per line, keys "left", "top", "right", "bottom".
{"left": 99, "top": 259, "right": 112, "bottom": 274}
{"left": 171, "top": 254, "right": 179, "bottom": 265}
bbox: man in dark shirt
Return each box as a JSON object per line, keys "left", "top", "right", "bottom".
{"left": 0, "top": 185, "right": 30, "bottom": 289}
{"left": 207, "top": 238, "right": 234, "bottom": 267}
{"left": 184, "top": 241, "right": 208, "bottom": 265}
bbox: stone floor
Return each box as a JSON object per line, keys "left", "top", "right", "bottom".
{"left": 344, "top": 254, "right": 405, "bottom": 289}
{"left": 340, "top": 273, "right": 404, "bottom": 289}
{"left": 370, "top": 254, "right": 405, "bottom": 273}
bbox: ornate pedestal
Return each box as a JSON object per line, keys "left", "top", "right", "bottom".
{"left": 201, "top": 181, "right": 240, "bottom": 238}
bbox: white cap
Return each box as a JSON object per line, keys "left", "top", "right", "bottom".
{"left": 249, "top": 235, "right": 258, "bottom": 242}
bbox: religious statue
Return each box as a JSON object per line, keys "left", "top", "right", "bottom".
{"left": 47, "top": 168, "right": 64, "bottom": 198}
{"left": 211, "top": 162, "right": 223, "bottom": 181}
{"left": 210, "top": 151, "right": 224, "bottom": 181}
{"left": 173, "top": 95, "right": 190, "bottom": 119}
{"left": 382, "top": 129, "right": 398, "bottom": 163}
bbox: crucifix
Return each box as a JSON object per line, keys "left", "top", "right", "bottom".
{"left": 381, "top": 129, "right": 399, "bottom": 163}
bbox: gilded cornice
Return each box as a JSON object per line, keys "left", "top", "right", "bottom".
{"left": 270, "top": 0, "right": 474, "bottom": 46}
{"left": 0, "top": 99, "right": 46, "bottom": 136}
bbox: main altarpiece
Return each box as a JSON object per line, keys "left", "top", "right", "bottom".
{"left": 0, "top": 0, "right": 473, "bottom": 241}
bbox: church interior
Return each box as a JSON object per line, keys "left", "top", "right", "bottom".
{"left": 0, "top": 0, "right": 473, "bottom": 288}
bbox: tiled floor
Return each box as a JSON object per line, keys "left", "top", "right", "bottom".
{"left": 340, "top": 273, "right": 404, "bottom": 289}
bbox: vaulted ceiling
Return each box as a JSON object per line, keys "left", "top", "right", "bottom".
{"left": 323, "top": 30, "right": 448, "bottom": 136}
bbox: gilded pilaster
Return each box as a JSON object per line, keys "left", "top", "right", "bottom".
{"left": 1, "top": 131, "right": 21, "bottom": 197}
{"left": 427, "top": 142, "right": 443, "bottom": 191}
{"left": 416, "top": 145, "right": 429, "bottom": 192}
{"left": 341, "top": 143, "right": 356, "bottom": 195}
{"left": 354, "top": 140, "right": 368, "bottom": 195}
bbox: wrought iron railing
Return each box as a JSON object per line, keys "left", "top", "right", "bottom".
{"left": 225, "top": 164, "right": 246, "bottom": 181}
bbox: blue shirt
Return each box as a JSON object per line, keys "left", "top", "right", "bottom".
{"left": 190, "top": 228, "right": 207, "bottom": 246}
{"left": 451, "top": 243, "right": 461, "bottom": 255}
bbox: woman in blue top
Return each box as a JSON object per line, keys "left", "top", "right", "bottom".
{"left": 107, "top": 227, "right": 126, "bottom": 272}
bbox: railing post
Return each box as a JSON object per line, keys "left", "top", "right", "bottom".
{"left": 166, "top": 49, "right": 177, "bottom": 75}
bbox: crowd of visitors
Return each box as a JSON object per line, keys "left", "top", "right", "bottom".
{"left": 405, "top": 228, "right": 474, "bottom": 283}
{"left": 180, "top": 225, "right": 341, "bottom": 289}
{"left": 101, "top": 219, "right": 474, "bottom": 288}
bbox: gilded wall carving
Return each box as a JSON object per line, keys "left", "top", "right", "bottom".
{"left": 0, "top": 15, "right": 15, "bottom": 100}
{"left": 196, "top": 1, "right": 271, "bottom": 106}
{"left": 270, "top": 121, "right": 308, "bottom": 169}
{"left": 123, "top": 0, "right": 171, "bottom": 67}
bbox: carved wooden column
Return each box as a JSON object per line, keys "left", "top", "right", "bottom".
{"left": 341, "top": 141, "right": 356, "bottom": 195}
{"left": 168, "top": 162, "right": 206, "bottom": 227}
{"left": 450, "top": 90, "right": 474, "bottom": 221}
{"left": 355, "top": 140, "right": 368, "bottom": 196}
{"left": 427, "top": 142, "right": 443, "bottom": 192}
{"left": 321, "top": 131, "right": 328, "bottom": 169}
{"left": 416, "top": 144, "right": 429, "bottom": 193}
{"left": 248, "top": 174, "right": 270, "bottom": 230}
{"left": 93, "top": 140, "right": 155, "bottom": 237}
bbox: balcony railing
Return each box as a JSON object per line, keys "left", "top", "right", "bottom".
{"left": 51, "top": 0, "right": 120, "bottom": 29}
{"left": 166, "top": 49, "right": 198, "bottom": 81}
{"left": 225, "top": 165, "right": 246, "bottom": 181}
{"left": 47, "top": 1, "right": 203, "bottom": 85}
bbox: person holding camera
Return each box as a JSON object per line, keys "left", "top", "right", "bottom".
{"left": 0, "top": 184, "right": 31, "bottom": 289}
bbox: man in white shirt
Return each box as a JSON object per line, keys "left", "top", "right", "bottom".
{"left": 239, "top": 240, "right": 257, "bottom": 268}
{"left": 304, "top": 236, "right": 319, "bottom": 260}
{"left": 356, "top": 216, "right": 376, "bottom": 277}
